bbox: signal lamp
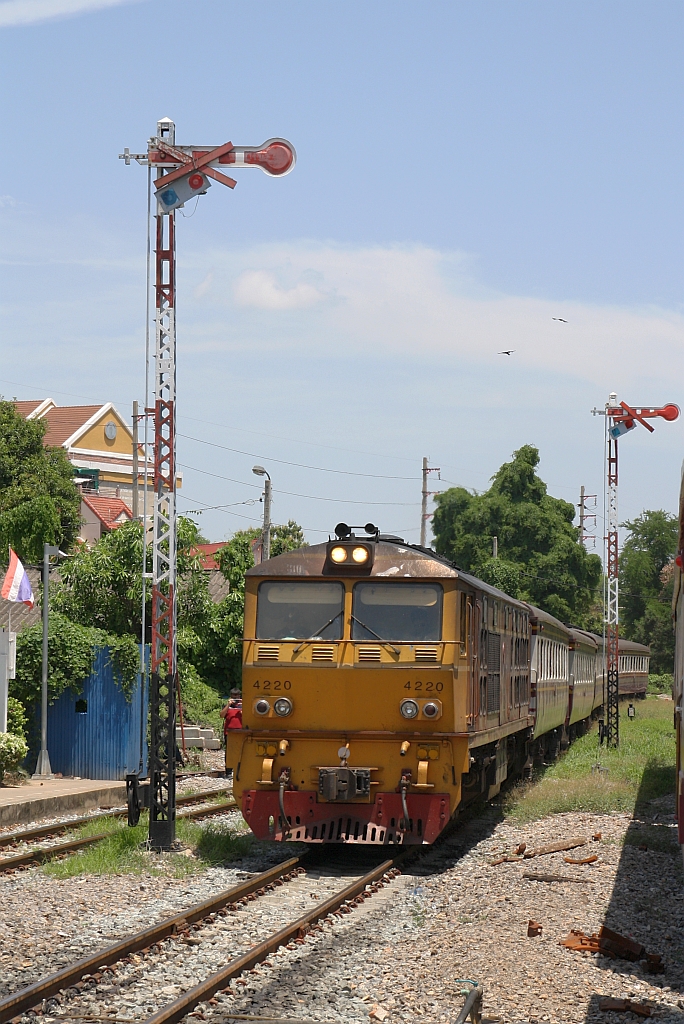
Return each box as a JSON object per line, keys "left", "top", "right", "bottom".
{"left": 422, "top": 702, "right": 439, "bottom": 719}
{"left": 255, "top": 699, "right": 270, "bottom": 716}
{"left": 352, "top": 546, "right": 369, "bottom": 564}
{"left": 274, "top": 697, "right": 293, "bottom": 717}
{"left": 330, "top": 546, "right": 348, "bottom": 563}
{"left": 400, "top": 699, "right": 419, "bottom": 720}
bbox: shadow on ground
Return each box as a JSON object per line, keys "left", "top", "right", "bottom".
{"left": 584, "top": 760, "right": 683, "bottom": 1024}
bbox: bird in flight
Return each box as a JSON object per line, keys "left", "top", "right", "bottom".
{"left": 552, "top": 317, "right": 567, "bottom": 323}
{"left": 498, "top": 349, "right": 515, "bottom": 356}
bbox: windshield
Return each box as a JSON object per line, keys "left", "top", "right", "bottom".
{"left": 256, "top": 581, "right": 345, "bottom": 640}
{"left": 351, "top": 582, "right": 443, "bottom": 641}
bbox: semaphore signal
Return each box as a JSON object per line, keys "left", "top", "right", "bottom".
{"left": 120, "top": 118, "right": 296, "bottom": 850}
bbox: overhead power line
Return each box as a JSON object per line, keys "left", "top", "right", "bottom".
{"left": 178, "top": 463, "right": 420, "bottom": 505}
{"left": 178, "top": 433, "right": 420, "bottom": 480}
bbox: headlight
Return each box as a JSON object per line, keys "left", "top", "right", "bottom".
{"left": 400, "top": 699, "right": 419, "bottom": 719}
{"left": 255, "top": 699, "right": 270, "bottom": 716}
{"left": 330, "top": 545, "right": 348, "bottom": 563}
{"left": 422, "top": 701, "right": 439, "bottom": 718}
{"left": 352, "top": 546, "right": 369, "bottom": 564}
{"left": 274, "top": 697, "right": 293, "bottom": 717}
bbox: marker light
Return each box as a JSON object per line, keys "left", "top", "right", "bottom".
{"left": 274, "top": 697, "right": 293, "bottom": 717}
{"left": 422, "top": 702, "right": 439, "bottom": 719}
{"left": 352, "top": 546, "right": 370, "bottom": 564}
{"left": 400, "top": 699, "right": 419, "bottom": 720}
{"left": 255, "top": 699, "right": 270, "bottom": 716}
{"left": 330, "top": 546, "right": 348, "bottom": 563}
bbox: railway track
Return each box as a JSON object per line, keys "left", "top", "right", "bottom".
{"left": 0, "top": 789, "right": 236, "bottom": 873}
{"left": 0, "top": 851, "right": 405, "bottom": 1024}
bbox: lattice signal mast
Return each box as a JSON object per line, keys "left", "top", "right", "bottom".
{"left": 121, "top": 119, "right": 296, "bottom": 849}
{"left": 595, "top": 395, "right": 679, "bottom": 748}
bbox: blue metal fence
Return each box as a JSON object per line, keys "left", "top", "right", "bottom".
{"left": 47, "top": 646, "right": 148, "bottom": 780}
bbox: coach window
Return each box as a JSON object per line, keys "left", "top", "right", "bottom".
{"left": 256, "top": 581, "right": 345, "bottom": 640}
{"left": 352, "top": 582, "right": 443, "bottom": 642}
{"left": 460, "top": 593, "right": 468, "bottom": 653}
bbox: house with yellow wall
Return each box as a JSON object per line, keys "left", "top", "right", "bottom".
{"left": 15, "top": 400, "right": 182, "bottom": 541}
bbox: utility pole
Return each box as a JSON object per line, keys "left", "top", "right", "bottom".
{"left": 132, "top": 400, "right": 139, "bottom": 520}
{"left": 121, "top": 121, "right": 295, "bottom": 849}
{"left": 420, "top": 458, "right": 441, "bottom": 547}
{"left": 577, "top": 486, "right": 597, "bottom": 550}
{"left": 592, "top": 396, "right": 679, "bottom": 747}
{"left": 253, "top": 466, "right": 272, "bottom": 561}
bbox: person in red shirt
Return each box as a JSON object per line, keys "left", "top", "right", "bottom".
{"left": 220, "top": 689, "right": 242, "bottom": 776}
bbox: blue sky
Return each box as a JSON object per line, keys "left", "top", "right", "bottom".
{"left": 1, "top": 0, "right": 682, "bottom": 545}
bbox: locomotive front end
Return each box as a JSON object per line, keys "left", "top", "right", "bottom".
{"left": 227, "top": 533, "right": 470, "bottom": 845}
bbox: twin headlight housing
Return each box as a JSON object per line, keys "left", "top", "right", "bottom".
{"left": 325, "top": 540, "right": 374, "bottom": 574}
{"left": 254, "top": 697, "right": 293, "bottom": 717}
{"left": 400, "top": 698, "right": 441, "bottom": 721}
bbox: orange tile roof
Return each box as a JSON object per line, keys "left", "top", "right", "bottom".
{"left": 14, "top": 400, "right": 44, "bottom": 417}
{"left": 41, "top": 405, "right": 102, "bottom": 446}
{"left": 82, "top": 495, "right": 133, "bottom": 529}
{"left": 193, "top": 542, "right": 227, "bottom": 569}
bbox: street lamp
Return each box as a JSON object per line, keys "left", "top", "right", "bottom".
{"left": 252, "top": 466, "right": 272, "bottom": 561}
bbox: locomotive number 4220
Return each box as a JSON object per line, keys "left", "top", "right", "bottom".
{"left": 253, "top": 680, "right": 292, "bottom": 690}
{"left": 404, "top": 681, "right": 443, "bottom": 691}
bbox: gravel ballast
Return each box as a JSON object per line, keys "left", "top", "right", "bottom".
{"left": 1, "top": 800, "right": 681, "bottom": 1024}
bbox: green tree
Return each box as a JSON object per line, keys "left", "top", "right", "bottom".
{"left": 619, "top": 510, "right": 678, "bottom": 673}
{"left": 0, "top": 400, "right": 81, "bottom": 562}
{"left": 12, "top": 613, "right": 139, "bottom": 709}
{"left": 53, "top": 517, "right": 212, "bottom": 640}
{"left": 432, "top": 445, "right": 602, "bottom": 623}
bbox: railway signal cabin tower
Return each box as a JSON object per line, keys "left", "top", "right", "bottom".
{"left": 121, "top": 119, "right": 296, "bottom": 849}
{"left": 599, "top": 396, "right": 679, "bottom": 748}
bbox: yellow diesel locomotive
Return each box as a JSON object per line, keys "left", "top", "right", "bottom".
{"left": 227, "top": 526, "right": 602, "bottom": 845}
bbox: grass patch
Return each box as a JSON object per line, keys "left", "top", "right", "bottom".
{"left": 42, "top": 810, "right": 254, "bottom": 878}
{"left": 504, "top": 696, "right": 676, "bottom": 822}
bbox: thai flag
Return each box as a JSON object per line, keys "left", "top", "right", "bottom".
{"left": 1, "top": 549, "right": 34, "bottom": 608}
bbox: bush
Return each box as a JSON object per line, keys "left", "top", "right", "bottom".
{"left": 0, "top": 732, "right": 29, "bottom": 783}
{"left": 178, "top": 661, "right": 225, "bottom": 735}
{"left": 648, "top": 673, "right": 673, "bottom": 695}
{"left": 7, "top": 697, "right": 26, "bottom": 739}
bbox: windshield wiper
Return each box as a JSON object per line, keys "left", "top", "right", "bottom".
{"left": 293, "top": 610, "right": 343, "bottom": 653}
{"left": 350, "top": 614, "right": 400, "bottom": 656}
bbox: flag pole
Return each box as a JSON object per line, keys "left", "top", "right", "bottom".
{"left": 33, "top": 543, "right": 58, "bottom": 778}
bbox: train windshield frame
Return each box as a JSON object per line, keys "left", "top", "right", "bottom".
{"left": 256, "top": 581, "right": 345, "bottom": 640}
{"left": 351, "top": 582, "right": 443, "bottom": 642}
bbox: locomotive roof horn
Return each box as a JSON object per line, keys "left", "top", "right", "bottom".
{"left": 334, "top": 522, "right": 379, "bottom": 540}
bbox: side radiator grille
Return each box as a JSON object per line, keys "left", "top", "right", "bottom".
{"left": 257, "top": 645, "right": 280, "bottom": 661}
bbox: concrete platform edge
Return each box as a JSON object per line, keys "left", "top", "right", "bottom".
{"left": 0, "top": 785, "right": 127, "bottom": 826}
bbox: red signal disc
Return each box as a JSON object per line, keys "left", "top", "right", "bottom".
{"left": 188, "top": 173, "right": 204, "bottom": 190}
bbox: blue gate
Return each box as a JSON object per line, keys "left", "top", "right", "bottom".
{"left": 47, "top": 646, "right": 148, "bottom": 780}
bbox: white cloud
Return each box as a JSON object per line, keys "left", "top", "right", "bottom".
{"left": 189, "top": 241, "right": 684, "bottom": 391}
{"left": 233, "top": 270, "right": 325, "bottom": 311}
{"left": 193, "top": 271, "right": 213, "bottom": 300}
{"left": 0, "top": 0, "right": 143, "bottom": 27}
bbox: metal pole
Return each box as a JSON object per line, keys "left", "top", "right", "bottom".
{"left": 263, "top": 475, "right": 272, "bottom": 562}
{"left": 149, "top": 117, "right": 177, "bottom": 850}
{"left": 33, "top": 543, "right": 57, "bottom": 777}
{"left": 132, "top": 401, "right": 139, "bottom": 520}
{"left": 420, "top": 457, "right": 428, "bottom": 547}
{"left": 605, "top": 404, "right": 619, "bottom": 748}
{"left": 492, "top": 536, "right": 498, "bottom": 559}
{"left": 579, "top": 484, "right": 585, "bottom": 549}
